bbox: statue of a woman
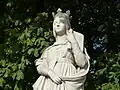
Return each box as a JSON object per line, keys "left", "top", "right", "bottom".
{"left": 33, "top": 8, "right": 90, "bottom": 90}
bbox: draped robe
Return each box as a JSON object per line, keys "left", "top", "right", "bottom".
{"left": 33, "top": 31, "right": 90, "bottom": 90}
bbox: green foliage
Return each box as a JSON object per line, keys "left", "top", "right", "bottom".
{"left": 101, "top": 83, "right": 120, "bottom": 90}
{"left": 0, "top": 0, "right": 120, "bottom": 90}
{"left": 91, "top": 53, "right": 120, "bottom": 90}
{"left": 0, "top": 2, "right": 54, "bottom": 89}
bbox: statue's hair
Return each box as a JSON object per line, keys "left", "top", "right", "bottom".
{"left": 52, "top": 8, "right": 71, "bottom": 37}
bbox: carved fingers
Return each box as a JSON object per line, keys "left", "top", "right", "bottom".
{"left": 52, "top": 76, "right": 62, "bottom": 84}
{"left": 48, "top": 70, "right": 62, "bottom": 84}
{"left": 66, "top": 29, "right": 77, "bottom": 43}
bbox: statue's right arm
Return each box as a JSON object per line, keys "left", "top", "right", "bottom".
{"left": 36, "top": 63, "right": 50, "bottom": 76}
{"left": 35, "top": 50, "right": 50, "bottom": 76}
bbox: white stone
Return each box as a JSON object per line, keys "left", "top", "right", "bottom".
{"left": 33, "top": 8, "right": 90, "bottom": 90}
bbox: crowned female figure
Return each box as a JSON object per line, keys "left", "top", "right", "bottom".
{"left": 33, "top": 8, "right": 90, "bottom": 90}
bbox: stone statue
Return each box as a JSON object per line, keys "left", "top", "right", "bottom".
{"left": 33, "top": 8, "right": 90, "bottom": 90}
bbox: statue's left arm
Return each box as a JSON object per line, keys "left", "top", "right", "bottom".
{"left": 67, "top": 29, "right": 87, "bottom": 68}
{"left": 71, "top": 41, "right": 87, "bottom": 68}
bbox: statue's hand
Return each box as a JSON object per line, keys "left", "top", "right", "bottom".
{"left": 66, "top": 29, "right": 77, "bottom": 43}
{"left": 48, "top": 70, "right": 62, "bottom": 84}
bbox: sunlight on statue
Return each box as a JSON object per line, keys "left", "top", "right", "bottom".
{"left": 33, "top": 8, "right": 90, "bottom": 90}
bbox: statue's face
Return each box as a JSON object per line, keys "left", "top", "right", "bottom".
{"left": 53, "top": 16, "right": 66, "bottom": 35}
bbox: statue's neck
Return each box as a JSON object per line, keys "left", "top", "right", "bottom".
{"left": 56, "top": 34, "right": 68, "bottom": 43}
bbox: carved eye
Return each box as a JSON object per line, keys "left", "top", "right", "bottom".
{"left": 60, "top": 20, "right": 65, "bottom": 23}
{"left": 61, "top": 21, "right": 64, "bottom": 23}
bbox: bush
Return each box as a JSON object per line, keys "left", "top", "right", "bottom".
{"left": 1, "top": 12, "right": 54, "bottom": 90}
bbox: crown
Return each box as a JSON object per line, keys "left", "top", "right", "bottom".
{"left": 52, "top": 8, "right": 72, "bottom": 20}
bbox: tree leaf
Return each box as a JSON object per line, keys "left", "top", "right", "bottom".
{"left": 16, "top": 70, "right": 24, "bottom": 80}
{"left": 28, "top": 48, "right": 34, "bottom": 55}
{"left": 34, "top": 48, "right": 39, "bottom": 57}
{"left": 12, "top": 65, "right": 18, "bottom": 71}
{"left": 0, "top": 77, "right": 5, "bottom": 87}
{"left": 12, "top": 72, "right": 16, "bottom": 80}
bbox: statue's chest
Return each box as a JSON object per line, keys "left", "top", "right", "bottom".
{"left": 48, "top": 44, "right": 73, "bottom": 62}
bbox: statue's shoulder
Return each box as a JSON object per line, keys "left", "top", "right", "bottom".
{"left": 73, "top": 31, "right": 84, "bottom": 51}
{"left": 73, "top": 31, "right": 84, "bottom": 43}
{"left": 42, "top": 45, "right": 54, "bottom": 53}
{"left": 73, "top": 31, "right": 84, "bottom": 38}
